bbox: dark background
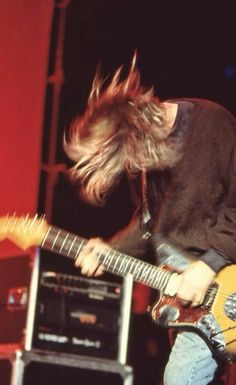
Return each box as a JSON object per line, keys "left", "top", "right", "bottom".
{"left": 44, "top": 0, "right": 236, "bottom": 237}
{"left": 62, "top": 0, "right": 236, "bottom": 116}
{"left": 40, "top": 1, "right": 236, "bottom": 384}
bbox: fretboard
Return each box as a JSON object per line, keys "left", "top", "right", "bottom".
{"left": 41, "top": 226, "right": 174, "bottom": 291}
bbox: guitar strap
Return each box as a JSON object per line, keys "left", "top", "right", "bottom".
{"left": 140, "top": 167, "right": 152, "bottom": 240}
{"left": 140, "top": 168, "right": 189, "bottom": 269}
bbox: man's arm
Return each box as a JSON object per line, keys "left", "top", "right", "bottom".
{"left": 203, "top": 144, "right": 236, "bottom": 269}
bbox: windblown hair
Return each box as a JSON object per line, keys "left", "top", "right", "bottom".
{"left": 64, "top": 54, "right": 176, "bottom": 205}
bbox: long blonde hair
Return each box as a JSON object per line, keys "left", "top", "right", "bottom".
{"left": 64, "top": 54, "right": 174, "bottom": 205}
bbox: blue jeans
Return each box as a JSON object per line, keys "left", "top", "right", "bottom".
{"left": 164, "top": 331, "right": 220, "bottom": 385}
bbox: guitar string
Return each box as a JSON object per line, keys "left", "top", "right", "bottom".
{"left": 7, "top": 218, "right": 236, "bottom": 324}
{"left": 43, "top": 230, "right": 236, "bottom": 303}
{"left": 8, "top": 216, "right": 236, "bottom": 300}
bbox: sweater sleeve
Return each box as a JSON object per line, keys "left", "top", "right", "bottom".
{"left": 204, "top": 144, "right": 236, "bottom": 269}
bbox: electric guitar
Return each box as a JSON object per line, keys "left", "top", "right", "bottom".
{"left": 0, "top": 214, "right": 236, "bottom": 362}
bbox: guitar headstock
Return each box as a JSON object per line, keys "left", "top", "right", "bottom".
{"left": 0, "top": 214, "right": 49, "bottom": 250}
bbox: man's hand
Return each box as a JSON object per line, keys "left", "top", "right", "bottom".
{"left": 75, "top": 237, "right": 110, "bottom": 276}
{"left": 177, "top": 260, "right": 216, "bottom": 307}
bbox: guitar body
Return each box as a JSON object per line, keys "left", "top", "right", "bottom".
{"left": 212, "top": 265, "right": 236, "bottom": 359}
{"left": 149, "top": 264, "right": 236, "bottom": 362}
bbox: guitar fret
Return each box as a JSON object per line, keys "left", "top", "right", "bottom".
{"left": 106, "top": 250, "right": 119, "bottom": 270}
{"left": 137, "top": 262, "right": 146, "bottom": 280}
{"left": 125, "top": 257, "right": 139, "bottom": 276}
{"left": 127, "top": 258, "right": 136, "bottom": 275}
{"left": 120, "top": 257, "right": 131, "bottom": 275}
{"left": 133, "top": 260, "right": 144, "bottom": 280}
{"left": 41, "top": 226, "right": 52, "bottom": 247}
{"left": 117, "top": 257, "right": 127, "bottom": 275}
{"left": 161, "top": 273, "right": 171, "bottom": 291}
{"left": 154, "top": 270, "right": 168, "bottom": 289}
{"left": 111, "top": 252, "right": 122, "bottom": 272}
{"left": 132, "top": 261, "right": 140, "bottom": 279}
{"left": 147, "top": 267, "right": 160, "bottom": 286}
{"left": 139, "top": 263, "right": 151, "bottom": 281}
{"left": 149, "top": 266, "right": 158, "bottom": 286}
{"left": 156, "top": 271, "right": 165, "bottom": 289}
{"left": 51, "top": 229, "right": 61, "bottom": 250}
{"left": 74, "top": 239, "right": 85, "bottom": 259}
{"left": 154, "top": 270, "right": 165, "bottom": 289}
{"left": 139, "top": 262, "right": 146, "bottom": 280}
{"left": 98, "top": 250, "right": 112, "bottom": 272}
{"left": 143, "top": 265, "right": 154, "bottom": 283}
{"left": 67, "top": 235, "right": 77, "bottom": 256}
{"left": 124, "top": 257, "right": 133, "bottom": 275}
{"left": 59, "top": 233, "right": 69, "bottom": 253}
{"left": 102, "top": 249, "right": 112, "bottom": 265}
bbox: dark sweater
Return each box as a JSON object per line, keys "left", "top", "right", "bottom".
{"left": 110, "top": 98, "right": 236, "bottom": 272}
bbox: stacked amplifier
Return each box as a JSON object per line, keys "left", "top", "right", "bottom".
{"left": 0, "top": 249, "right": 133, "bottom": 385}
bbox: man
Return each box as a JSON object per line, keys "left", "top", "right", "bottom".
{"left": 64, "top": 54, "right": 236, "bottom": 385}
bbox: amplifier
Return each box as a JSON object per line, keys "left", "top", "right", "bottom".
{"left": 0, "top": 249, "right": 133, "bottom": 362}
{"left": 32, "top": 270, "right": 123, "bottom": 358}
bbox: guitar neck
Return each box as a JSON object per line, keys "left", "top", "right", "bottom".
{"left": 41, "top": 225, "right": 172, "bottom": 291}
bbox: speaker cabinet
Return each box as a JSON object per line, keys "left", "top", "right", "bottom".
{"left": 0, "top": 348, "right": 133, "bottom": 385}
